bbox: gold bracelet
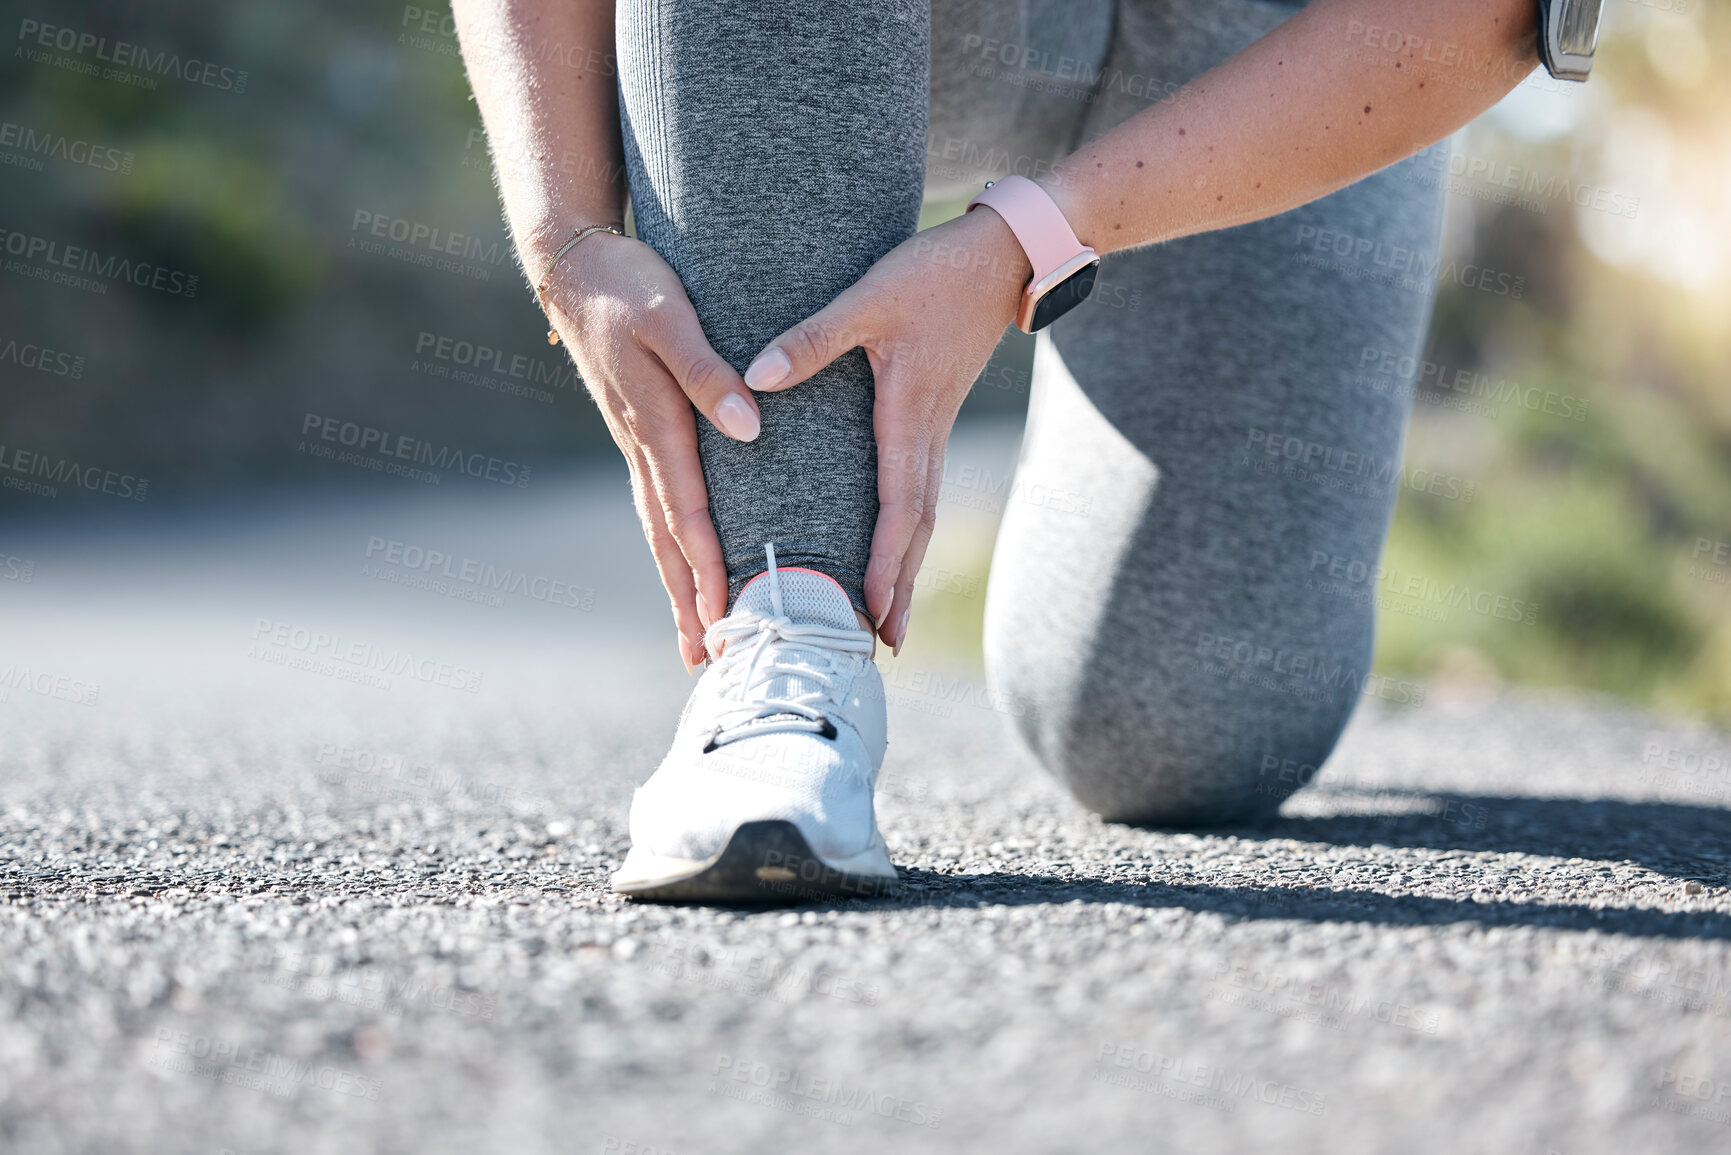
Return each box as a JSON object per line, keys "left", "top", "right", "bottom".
{"left": 535, "top": 223, "right": 625, "bottom": 345}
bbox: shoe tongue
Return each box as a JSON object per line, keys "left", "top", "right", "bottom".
{"left": 733, "top": 567, "right": 858, "bottom": 631}
{"left": 724, "top": 567, "right": 859, "bottom": 725}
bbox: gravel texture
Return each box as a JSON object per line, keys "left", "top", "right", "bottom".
{"left": 4, "top": 456, "right": 1731, "bottom": 1155}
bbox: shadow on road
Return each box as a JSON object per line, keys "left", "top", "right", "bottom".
{"left": 881, "top": 868, "right": 1731, "bottom": 939}
{"left": 1268, "top": 790, "right": 1730, "bottom": 882}
{"left": 855, "top": 791, "right": 1731, "bottom": 938}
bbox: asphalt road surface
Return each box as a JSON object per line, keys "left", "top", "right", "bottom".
{"left": 4, "top": 431, "right": 1730, "bottom": 1154}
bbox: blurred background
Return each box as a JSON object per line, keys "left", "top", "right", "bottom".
{"left": 2, "top": 0, "right": 1728, "bottom": 720}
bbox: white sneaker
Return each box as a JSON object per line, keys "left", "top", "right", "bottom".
{"left": 611, "top": 544, "right": 897, "bottom": 902}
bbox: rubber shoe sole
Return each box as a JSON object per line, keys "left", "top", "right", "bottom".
{"left": 610, "top": 820, "right": 897, "bottom": 904}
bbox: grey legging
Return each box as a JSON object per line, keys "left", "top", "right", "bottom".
{"left": 616, "top": 0, "right": 1447, "bottom": 825}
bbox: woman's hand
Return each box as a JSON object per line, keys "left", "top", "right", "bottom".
{"left": 740, "top": 208, "right": 1031, "bottom": 653}
{"left": 542, "top": 229, "right": 763, "bottom": 671}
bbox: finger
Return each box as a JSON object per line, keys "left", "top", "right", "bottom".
{"left": 641, "top": 298, "right": 762, "bottom": 443}
{"left": 865, "top": 406, "right": 936, "bottom": 631}
{"left": 627, "top": 445, "right": 709, "bottom": 671}
{"left": 610, "top": 351, "right": 729, "bottom": 640}
{"left": 883, "top": 443, "right": 946, "bottom": 656}
{"left": 741, "top": 288, "right": 871, "bottom": 394}
{"left": 631, "top": 404, "right": 730, "bottom": 650}
{"left": 638, "top": 481, "right": 707, "bottom": 670}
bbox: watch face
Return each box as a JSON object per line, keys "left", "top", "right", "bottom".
{"left": 1030, "top": 260, "right": 1099, "bottom": 331}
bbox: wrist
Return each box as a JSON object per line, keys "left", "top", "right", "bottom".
{"left": 966, "top": 174, "right": 1102, "bottom": 332}
{"left": 948, "top": 207, "right": 1031, "bottom": 322}
{"left": 518, "top": 210, "right": 625, "bottom": 273}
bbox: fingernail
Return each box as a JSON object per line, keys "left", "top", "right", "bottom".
{"left": 744, "top": 347, "right": 791, "bottom": 391}
{"left": 897, "top": 608, "right": 911, "bottom": 648}
{"left": 873, "top": 586, "right": 897, "bottom": 629}
{"left": 714, "top": 393, "right": 760, "bottom": 442}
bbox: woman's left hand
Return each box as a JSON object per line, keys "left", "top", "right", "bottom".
{"left": 739, "top": 207, "right": 1032, "bottom": 653}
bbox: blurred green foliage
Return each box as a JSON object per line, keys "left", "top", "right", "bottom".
{"left": 918, "top": 2, "right": 1731, "bottom": 722}
{"left": 0, "top": 0, "right": 599, "bottom": 486}
{"left": 1376, "top": 1, "right": 1731, "bottom": 718}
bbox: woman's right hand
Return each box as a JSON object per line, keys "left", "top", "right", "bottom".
{"left": 540, "top": 229, "right": 760, "bottom": 671}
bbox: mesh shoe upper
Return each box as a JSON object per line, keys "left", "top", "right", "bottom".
{"left": 626, "top": 547, "right": 889, "bottom": 863}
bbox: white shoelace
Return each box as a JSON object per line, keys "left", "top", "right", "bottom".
{"left": 699, "top": 547, "right": 875, "bottom": 749}
{"left": 701, "top": 614, "right": 874, "bottom": 748}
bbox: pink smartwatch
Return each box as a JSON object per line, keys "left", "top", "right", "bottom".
{"left": 966, "top": 174, "right": 1100, "bottom": 333}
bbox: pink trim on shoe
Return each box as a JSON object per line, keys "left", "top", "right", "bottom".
{"left": 736, "top": 565, "right": 850, "bottom": 602}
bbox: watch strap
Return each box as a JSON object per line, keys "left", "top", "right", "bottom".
{"left": 966, "top": 175, "right": 1092, "bottom": 281}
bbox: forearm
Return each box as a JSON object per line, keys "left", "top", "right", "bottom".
{"left": 451, "top": 0, "right": 624, "bottom": 273}
{"left": 1042, "top": 0, "right": 1540, "bottom": 255}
